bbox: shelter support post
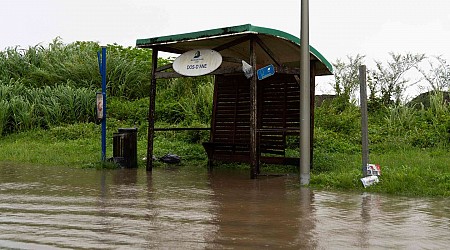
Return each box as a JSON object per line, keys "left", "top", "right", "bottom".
{"left": 249, "top": 38, "right": 259, "bottom": 179}
{"left": 300, "top": 0, "right": 311, "bottom": 185}
{"left": 146, "top": 49, "right": 158, "bottom": 171}
{"left": 207, "top": 80, "right": 220, "bottom": 171}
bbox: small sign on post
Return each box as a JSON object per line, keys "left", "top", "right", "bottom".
{"left": 257, "top": 64, "right": 275, "bottom": 80}
{"left": 96, "top": 92, "right": 104, "bottom": 120}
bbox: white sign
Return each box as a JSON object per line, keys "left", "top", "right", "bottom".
{"left": 173, "top": 49, "right": 222, "bottom": 76}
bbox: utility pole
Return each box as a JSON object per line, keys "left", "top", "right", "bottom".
{"left": 300, "top": 0, "right": 311, "bottom": 185}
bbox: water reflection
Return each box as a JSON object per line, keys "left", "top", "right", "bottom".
{"left": 359, "top": 193, "right": 372, "bottom": 248}
{"left": 297, "top": 187, "right": 317, "bottom": 249}
{"left": 0, "top": 163, "right": 449, "bottom": 249}
{"left": 207, "top": 171, "right": 315, "bottom": 249}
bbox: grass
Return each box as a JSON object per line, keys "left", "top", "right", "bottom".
{"left": 0, "top": 120, "right": 208, "bottom": 169}
{"left": 0, "top": 120, "right": 448, "bottom": 197}
{"left": 369, "top": 149, "right": 450, "bottom": 196}
{"left": 0, "top": 83, "right": 95, "bottom": 135}
{"left": 310, "top": 149, "right": 450, "bottom": 197}
{"left": 0, "top": 124, "right": 99, "bottom": 167}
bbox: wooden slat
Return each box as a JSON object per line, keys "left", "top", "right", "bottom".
{"left": 208, "top": 73, "right": 305, "bottom": 168}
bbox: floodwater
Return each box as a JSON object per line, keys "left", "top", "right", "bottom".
{"left": 0, "top": 164, "right": 449, "bottom": 249}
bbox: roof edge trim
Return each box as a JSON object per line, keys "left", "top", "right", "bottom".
{"left": 136, "top": 24, "right": 332, "bottom": 74}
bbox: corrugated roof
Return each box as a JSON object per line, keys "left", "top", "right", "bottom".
{"left": 136, "top": 24, "right": 332, "bottom": 76}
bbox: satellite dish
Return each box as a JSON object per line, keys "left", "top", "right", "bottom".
{"left": 173, "top": 49, "right": 222, "bottom": 76}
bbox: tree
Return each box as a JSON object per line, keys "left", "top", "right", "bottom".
{"left": 370, "top": 52, "right": 425, "bottom": 105}
{"left": 331, "top": 54, "right": 365, "bottom": 103}
{"left": 417, "top": 55, "right": 450, "bottom": 93}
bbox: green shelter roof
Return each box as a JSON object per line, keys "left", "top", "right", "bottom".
{"left": 136, "top": 24, "right": 333, "bottom": 76}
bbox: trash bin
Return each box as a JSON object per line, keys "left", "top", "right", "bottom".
{"left": 113, "top": 128, "right": 138, "bottom": 168}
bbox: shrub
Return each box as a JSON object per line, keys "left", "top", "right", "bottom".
{"left": 315, "top": 98, "right": 360, "bottom": 135}
{"left": 108, "top": 97, "right": 149, "bottom": 125}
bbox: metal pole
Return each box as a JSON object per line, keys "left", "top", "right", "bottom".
{"left": 300, "top": 0, "right": 311, "bottom": 185}
{"left": 101, "top": 46, "right": 107, "bottom": 162}
{"left": 359, "top": 65, "right": 369, "bottom": 176}
{"left": 309, "top": 63, "right": 316, "bottom": 170}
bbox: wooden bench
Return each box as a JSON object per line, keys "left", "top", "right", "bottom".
{"left": 202, "top": 142, "right": 251, "bottom": 168}
{"left": 202, "top": 141, "right": 300, "bottom": 168}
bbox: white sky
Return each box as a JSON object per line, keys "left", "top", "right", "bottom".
{"left": 2, "top": 0, "right": 450, "bottom": 94}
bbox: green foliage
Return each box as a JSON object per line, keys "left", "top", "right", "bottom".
{"left": 156, "top": 76, "right": 214, "bottom": 125}
{"left": 105, "top": 44, "right": 155, "bottom": 99}
{"left": 0, "top": 82, "right": 95, "bottom": 135}
{"left": 410, "top": 92, "right": 450, "bottom": 148}
{"left": 313, "top": 90, "right": 449, "bottom": 156}
{"left": 309, "top": 148, "right": 450, "bottom": 197}
{"left": 0, "top": 39, "right": 98, "bottom": 87}
{"left": 367, "top": 150, "right": 450, "bottom": 196}
{"left": 315, "top": 98, "right": 361, "bottom": 136}
{"left": 312, "top": 151, "right": 345, "bottom": 173}
{"left": 0, "top": 39, "right": 213, "bottom": 134}
{"left": 408, "top": 91, "right": 450, "bottom": 109}
{"left": 156, "top": 101, "right": 186, "bottom": 124}
{"left": 331, "top": 54, "right": 365, "bottom": 102}
{"left": 0, "top": 38, "right": 160, "bottom": 100}
{"left": 47, "top": 123, "right": 98, "bottom": 141}
{"left": 178, "top": 121, "right": 210, "bottom": 143}
{"left": 384, "top": 103, "right": 417, "bottom": 135}
{"left": 0, "top": 100, "right": 9, "bottom": 135}
{"left": 1, "top": 40, "right": 449, "bottom": 197}
{"left": 153, "top": 129, "right": 207, "bottom": 161}
{"left": 374, "top": 91, "right": 449, "bottom": 148}
{"left": 314, "top": 127, "right": 360, "bottom": 154}
{"left": 417, "top": 55, "right": 450, "bottom": 92}
{"left": 0, "top": 124, "right": 99, "bottom": 167}
{"left": 370, "top": 52, "right": 425, "bottom": 105}
{"left": 108, "top": 97, "right": 149, "bottom": 125}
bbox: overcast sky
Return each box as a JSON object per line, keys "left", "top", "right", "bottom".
{"left": 2, "top": 0, "right": 450, "bottom": 93}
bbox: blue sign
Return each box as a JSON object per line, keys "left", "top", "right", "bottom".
{"left": 257, "top": 64, "right": 275, "bottom": 80}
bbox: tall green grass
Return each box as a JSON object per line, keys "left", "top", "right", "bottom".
{"left": 0, "top": 39, "right": 214, "bottom": 136}
{"left": 0, "top": 100, "right": 8, "bottom": 135}
{"left": 156, "top": 76, "right": 214, "bottom": 125}
{"left": 0, "top": 82, "right": 95, "bottom": 135}
{"left": 0, "top": 38, "right": 166, "bottom": 99}
{"left": 382, "top": 91, "right": 450, "bottom": 148}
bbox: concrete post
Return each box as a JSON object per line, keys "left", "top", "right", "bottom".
{"left": 359, "top": 65, "right": 369, "bottom": 176}
{"left": 300, "top": 0, "right": 311, "bottom": 185}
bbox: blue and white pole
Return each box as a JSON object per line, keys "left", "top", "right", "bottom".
{"left": 97, "top": 46, "right": 107, "bottom": 161}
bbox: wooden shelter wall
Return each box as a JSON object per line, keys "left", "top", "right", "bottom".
{"left": 209, "top": 74, "right": 299, "bottom": 163}
{"left": 258, "top": 74, "right": 299, "bottom": 157}
{"left": 211, "top": 75, "right": 251, "bottom": 162}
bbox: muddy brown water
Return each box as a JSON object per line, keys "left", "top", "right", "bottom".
{"left": 0, "top": 163, "right": 449, "bottom": 249}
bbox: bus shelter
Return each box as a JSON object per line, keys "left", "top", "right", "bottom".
{"left": 136, "top": 24, "right": 333, "bottom": 178}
